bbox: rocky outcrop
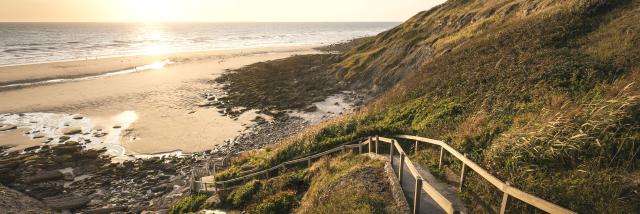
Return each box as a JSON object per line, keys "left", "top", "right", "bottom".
{"left": 0, "top": 184, "right": 54, "bottom": 214}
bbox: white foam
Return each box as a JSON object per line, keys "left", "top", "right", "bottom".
{"left": 0, "top": 60, "right": 173, "bottom": 89}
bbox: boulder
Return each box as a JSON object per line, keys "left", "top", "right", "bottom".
{"left": 71, "top": 115, "right": 84, "bottom": 120}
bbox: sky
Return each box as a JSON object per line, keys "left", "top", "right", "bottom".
{"left": 0, "top": 0, "right": 445, "bottom": 22}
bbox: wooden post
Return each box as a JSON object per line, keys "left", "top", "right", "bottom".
{"left": 204, "top": 182, "right": 208, "bottom": 192}
{"left": 414, "top": 176, "right": 423, "bottom": 214}
{"left": 438, "top": 147, "right": 444, "bottom": 170}
{"left": 500, "top": 182, "right": 511, "bottom": 214}
{"left": 307, "top": 158, "right": 312, "bottom": 167}
{"left": 389, "top": 140, "right": 395, "bottom": 165}
{"left": 414, "top": 140, "right": 419, "bottom": 154}
{"left": 213, "top": 164, "right": 217, "bottom": 175}
{"left": 398, "top": 153, "right": 405, "bottom": 180}
{"left": 459, "top": 154, "right": 467, "bottom": 191}
{"left": 359, "top": 142, "right": 363, "bottom": 154}
{"left": 375, "top": 136, "right": 379, "bottom": 154}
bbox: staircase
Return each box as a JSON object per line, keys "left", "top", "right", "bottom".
{"left": 190, "top": 135, "right": 576, "bottom": 214}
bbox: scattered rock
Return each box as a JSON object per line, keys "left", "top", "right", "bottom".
{"left": 304, "top": 105, "right": 318, "bottom": 112}
{"left": 93, "top": 132, "right": 107, "bottom": 138}
{"left": 33, "top": 133, "right": 46, "bottom": 139}
{"left": 113, "top": 125, "right": 122, "bottom": 129}
{"left": 58, "top": 136, "right": 71, "bottom": 143}
{"left": 62, "top": 127, "right": 82, "bottom": 135}
{"left": 72, "top": 115, "right": 84, "bottom": 120}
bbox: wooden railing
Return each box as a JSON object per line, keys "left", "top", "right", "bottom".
{"left": 207, "top": 135, "right": 576, "bottom": 214}
{"left": 394, "top": 135, "right": 576, "bottom": 214}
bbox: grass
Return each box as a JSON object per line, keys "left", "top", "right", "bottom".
{"left": 169, "top": 193, "right": 211, "bottom": 214}
{"left": 214, "top": 0, "right": 640, "bottom": 213}
{"left": 212, "top": 155, "right": 405, "bottom": 213}
{"left": 297, "top": 155, "right": 405, "bottom": 214}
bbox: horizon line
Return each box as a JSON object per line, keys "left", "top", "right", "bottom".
{"left": 0, "top": 21, "right": 404, "bottom": 24}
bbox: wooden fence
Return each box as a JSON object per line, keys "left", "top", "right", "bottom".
{"left": 394, "top": 135, "right": 576, "bottom": 214}
{"left": 201, "top": 135, "right": 576, "bottom": 214}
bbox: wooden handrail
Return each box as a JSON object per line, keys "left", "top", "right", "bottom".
{"left": 211, "top": 134, "right": 575, "bottom": 214}
{"left": 373, "top": 137, "right": 456, "bottom": 213}
{"left": 394, "top": 135, "right": 576, "bottom": 214}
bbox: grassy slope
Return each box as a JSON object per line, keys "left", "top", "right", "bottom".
{"left": 216, "top": 0, "right": 640, "bottom": 213}
{"left": 210, "top": 155, "right": 402, "bottom": 213}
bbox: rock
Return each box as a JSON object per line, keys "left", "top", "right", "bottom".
{"left": 204, "top": 194, "right": 222, "bottom": 207}
{"left": 24, "top": 170, "right": 65, "bottom": 184}
{"left": 23, "top": 146, "right": 40, "bottom": 152}
{"left": 113, "top": 125, "right": 122, "bottom": 129}
{"left": 0, "top": 124, "right": 17, "bottom": 131}
{"left": 58, "top": 136, "right": 70, "bottom": 142}
{"left": 197, "top": 101, "right": 214, "bottom": 107}
{"left": 72, "top": 115, "right": 84, "bottom": 120}
{"left": 33, "top": 133, "right": 46, "bottom": 139}
{"left": 83, "top": 206, "right": 128, "bottom": 214}
{"left": 304, "top": 105, "right": 318, "bottom": 112}
{"left": 150, "top": 184, "right": 172, "bottom": 193}
{"left": 62, "top": 127, "right": 82, "bottom": 135}
{"left": 44, "top": 195, "right": 90, "bottom": 211}
{"left": 62, "top": 171, "right": 75, "bottom": 181}
{"left": 93, "top": 132, "right": 107, "bottom": 138}
{"left": 24, "top": 183, "right": 64, "bottom": 199}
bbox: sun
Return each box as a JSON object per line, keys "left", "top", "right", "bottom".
{"left": 128, "top": 0, "right": 174, "bottom": 22}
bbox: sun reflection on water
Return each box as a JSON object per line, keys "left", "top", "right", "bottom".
{"left": 114, "top": 111, "right": 138, "bottom": 128}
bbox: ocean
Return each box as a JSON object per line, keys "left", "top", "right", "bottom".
{"left": 0, "top": 22, "right": 399, "bottom": 66}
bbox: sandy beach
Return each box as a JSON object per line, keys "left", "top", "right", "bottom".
{"left": 0, "top": 45, "right": 319, "bottom": 156}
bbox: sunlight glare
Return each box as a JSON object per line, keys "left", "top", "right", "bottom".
{"left": 129, "top": 0, "right": 173, "bottom": 22}
{"left": 114, "top": 111, "right": 139, "bottom": 127}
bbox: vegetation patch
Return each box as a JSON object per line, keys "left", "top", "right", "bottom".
{"left": 169, "top": 193, "right": 210, "bottom": 214}
{"left": 214, "top": 54, "right": 345, "bottom": 116}
{"left": 298, "top": 155, "right": 406, "bottom": 214}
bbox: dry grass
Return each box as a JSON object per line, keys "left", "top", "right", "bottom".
{"left": 215, "top": 0, "right": 640, "bottom": 212}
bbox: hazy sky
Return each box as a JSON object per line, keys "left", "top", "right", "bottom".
{"left": 0, "top": 0, "right": 445, "bottom": 22}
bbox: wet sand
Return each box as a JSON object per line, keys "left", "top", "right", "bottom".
{"left": 0, "top": 46, "right": 319, "bottom": 155}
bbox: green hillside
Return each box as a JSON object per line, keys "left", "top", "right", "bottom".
{"left": 209, "top": 0, "right": 640, "bottom": 213}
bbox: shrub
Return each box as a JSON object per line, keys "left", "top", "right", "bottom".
{"left": 227, "top": 180, "right": 262, "bottom": 208}
{"left": 250, "top": 191, "right": 299, "bottom": 214}
{"left": 169, "top": 193, "right": 210, "bottom": 214}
